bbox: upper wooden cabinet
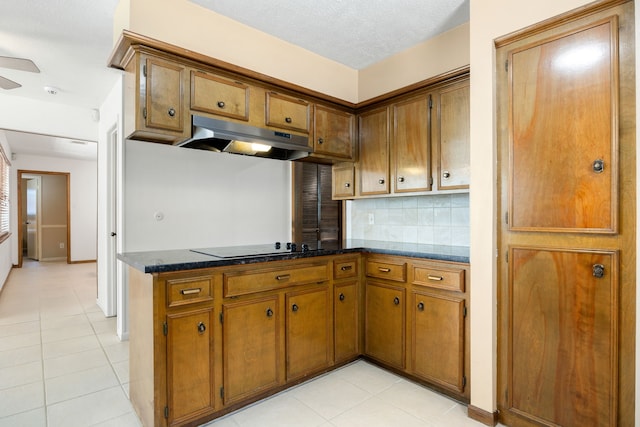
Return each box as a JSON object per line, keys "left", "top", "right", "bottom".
{"left": 124, "top": 53, "right": 190, "bottom": 143}
{"left": 313, "top": 105, "right": 356, "bottom": 161}
{"left": 332, "top": 162, "right": 355, "bottom": 199}
{"left": 358, "top": 107, "right": 390, "bottom": 196}
{"left": 265, "top": 92, "right": 311, "bottom": 133}
{"left": 190, "top": 71, "right": 249, "bottom": 121}
{"left": 433, "top": 80, "right": 470, "bottom": 190}
{"left": 392, "top": 94, "right": 431, "bottom": 193}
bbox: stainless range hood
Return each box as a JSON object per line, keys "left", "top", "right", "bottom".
{"left": 177, "top": 115, "right": 312, "bottom": 160}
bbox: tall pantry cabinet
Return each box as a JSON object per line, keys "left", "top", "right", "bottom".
{"left": 496, "top": 1, "right": 635, "bottom": 426}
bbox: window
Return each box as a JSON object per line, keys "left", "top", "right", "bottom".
{"left": 0, "top": 143, "right": 9, "bottom": 243}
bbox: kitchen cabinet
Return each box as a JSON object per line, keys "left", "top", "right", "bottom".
{"left": 123, "top": 52, "right": 190, "bottom": 143}
{"left": 313, "top": 105, "right": 355, "bottom": 161}
{"left": 285, "top": 286, "right": 332, "bottom": 380}
{"left": 222, "top": 296, "right": 280, "bottom": 405}
{"left": 432, "top": 79, "right": 470, "bottom": 190}
{"left": 190, "top": 70, "right": 249, "bottom": 121}
{"left": 333, "top": 255, "right": 360, "bottom": 363}
{"left": 265, "top": 91, "right": 311, "bottom": 134}
{"left": 357, "top": 107, "right": 390, "bottom": 196}
{"left": 496, "top": 1, "right": 635, "bottom": 426}
{"left": 392, "top": 94, "right": 431, "bottom": 193}
{"left": 331, "top": 162, "right": 355, "bottom": 199}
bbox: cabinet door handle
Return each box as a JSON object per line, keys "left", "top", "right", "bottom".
{"left": 592, "top": 159, "right": 604, "bottom": 173}
{"left": 417, "top": 302, "right": 425, "bottom": 311}
{"left": 266, "top": 308, "right": 274, "bottom": 317}
{"left": 197, "top": 322, "right": 206, "bottom": 334}
{"left": 344, "top": 182, "right": 351, "bottom": 188}
{"left": 443, "top": 171, "right": 450, "bottom": 179}
{"left": 427, "top": 275, "right": 443, "bottom": 281}
{"left": 318, "top": 137, "right": 324, "bottom": 144}
{"left": 167, "top": 107, "right": 176, "bottom": 117}
{"left": 291, "top": 303, "right": 299, "bottom": 312}
{"left": 276, "top": 274, "right": 290, "bottom": 281}
{"left": 398, "top": 176, "right": 405, "bottom": 183}
{"left": 592, "top": 264, "right": 605, "bottom": 278}
{"left": 393, "top": 297, "right": 400, "bottom": 305}
{"left": 340, "top": 265, "right": 353, "bottom": 271}
{"left": 285, "top": 117, "right": 292, "bottom": 123}
{"left": 378, "top": 267, "right": 391, "bottom": 273}
{"left": 180, "top": 288, "right": 202, "bottom": 295}
{"left": 217, "top": 101, "right": 225, "bottom": 108}
{"left": 378, "top": 179, "right": 385, "bottom": 184}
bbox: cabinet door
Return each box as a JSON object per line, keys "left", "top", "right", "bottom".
{"left": 334, "top": 281, "right": 359, "bottom": 362}
{"left": 265, "top": 92, "right": 310, "bottom": 133}
{"left": 314, "top": 105, "right": 355, "bottom": 160}
{"left": 286, "top": 286, "right": 331, "bottom": 380}
{"left": 508, "top": 248, "right": 617, "bottom": 427}
{"left": 222, "top": 296, "right": 280, "bottom": 404}
{"left": 433, "top": 80, "right": 470, "bottom": 190}
{"left": 393, "top": 95, "right": 431, "bottom": 193}
{"left": 166, "top": 308, "right": 215, "bottom": 425}
{"left": 364, "top": 281, "right": 405, "bottom": 368}
{"left": 145, "top": 57, "right": 186, "bottom": 133}
{"left": 412, "top": 291, "right": 465, "bottom": 393}
{"left": 332, "top": 164, "right": 355, "bottom": 199}
{"left": 190, "top": 71, "right": 249, "bottom": 121}
{"left": 358, "top": 107, "right": 389, "bottom": 195}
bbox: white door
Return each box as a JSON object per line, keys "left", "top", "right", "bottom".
{"left": 26, "top": 177, "right": 40, "bottom": 260}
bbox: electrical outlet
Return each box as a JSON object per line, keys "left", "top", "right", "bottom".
{"left": 368, "top": 213, "right": 375, "bottom": 225}
{"left": 59, "top": 242, "right": 64, "bottom": 249}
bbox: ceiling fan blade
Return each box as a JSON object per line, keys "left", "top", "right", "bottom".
{"left": 0, "top": 56, "right": 40, "bottom": 73}
{"left": 0, "top": 75, "right": 22, "bottom": 90}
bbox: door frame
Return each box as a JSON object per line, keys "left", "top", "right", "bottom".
{"left": 17, "top": 170, "right": 71, "bottom": 267}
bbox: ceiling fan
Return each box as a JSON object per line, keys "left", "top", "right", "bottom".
{"left": 0, "top": 56, "right": 40, "bottom": 90}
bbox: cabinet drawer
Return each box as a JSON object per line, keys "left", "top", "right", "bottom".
{"left": 334, "top": 258, "right": 358, "bottom": 279}
{"left": 412, "top": 264, "right": 465, "bottom": 292}
{"left": 265, "top": 92, "right": 310, "bottom": 133}
{"left": 224, "top": 263, "right": 329, "bottom": 297}
{"left": 167, "top": 276, "right": 214, "bottom": 307}
{"left": 191, "top": 71, "right": 249, "bottom": 121}
{"left": 366, "top": 260, "right": 406, "bottom": 282}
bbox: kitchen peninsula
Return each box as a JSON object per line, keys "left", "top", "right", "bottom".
{"left": 119, "top": 240, "right": 470, "bottom": 427}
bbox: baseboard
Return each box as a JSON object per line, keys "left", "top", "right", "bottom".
{"left": 68, "top": 259, "right": 97, "bottom": 264}
{"left": 468, "top": 405, "right": 499, "bottom": 426}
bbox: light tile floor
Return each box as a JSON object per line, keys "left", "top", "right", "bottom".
{"left": 0, "top": 260, "right": 492, "bottom": 427}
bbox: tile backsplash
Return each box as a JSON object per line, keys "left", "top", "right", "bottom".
{"left": 348, "top": 194, "right": 469, "bottom": 246}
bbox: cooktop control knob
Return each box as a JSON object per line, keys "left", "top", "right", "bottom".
{"left": 275, "top": 242, "right": 281, "bottom": 249}
{"left": 286, "top": 242, "right": 292, "bottom": 250}
{"left": 301, "top": 243, "right": 309, "bottom": 252}
{"left": 290, "top": 243, "right": 297, "bottom": 252}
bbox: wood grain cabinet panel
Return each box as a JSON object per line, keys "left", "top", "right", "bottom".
{"left": 190, "top": 71, "right": 249, "bottom": 121}
{"left": 334, "top": 280, "right": 359, "bottom": 363}
{"left": 358, "top": 107, "right": 390, "bottom": 195}
{"left": 365, "top": 281, "right": 405, "bottom": 369}
{"left": 222, "top": 296, "right": 280, "bottom": 405}
{"left": 332, "top": 163, "right": 355, "bottom": 199}
{"left": 392, "top": 95, "right": 431, "bottom": 193}
{"left": 313, "top": 105, "right": 355, "bottom": 160}
{"left": 145, "top": 57, "right": 186, "bottom": 134}
{"left": 265, "top": 92, "right": 310, "bottom": 133}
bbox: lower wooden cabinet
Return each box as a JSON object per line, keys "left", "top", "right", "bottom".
{"left": 334, "top": 280, "right": 359, "bottom": 362}
{"left": 222, "top": 296, "right": 280, "bottom": 405}
{"left": 364, "top": 280, "right": 406, "bottom": 369}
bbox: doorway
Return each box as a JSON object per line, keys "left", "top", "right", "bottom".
{"left": 17, "top": 170, "right": 70, "bottom": 267}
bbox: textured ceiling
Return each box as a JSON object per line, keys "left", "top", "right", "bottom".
{"left": 190, "top": 0, "right": 469, "bottom": 69}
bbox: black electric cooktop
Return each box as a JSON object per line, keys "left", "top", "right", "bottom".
{"left": 191, "top": 242, "right": 314, "bottom": 259}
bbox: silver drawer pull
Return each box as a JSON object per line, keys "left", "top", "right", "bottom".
{"left": 340, "top": 265, "right": 353, "bottom": 271}
{"left": 428, "top": 275, "right": 443, "bottom": 281}
{"left": 181, "top": 288, "right": 202, "bottom": 295}
{"left": 378, "top": 267, "right": 391, "bottom": 273}
{"left": 276, "top": 274, "right": 291, "bottom": 281}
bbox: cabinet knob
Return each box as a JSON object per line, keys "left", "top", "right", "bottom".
{"left": 197, "top": 322, "right": 206, "bottom": 334}
{"left": 318, "top": 137, "right": 324, "bottom": 144}
{"left": 167, "top": 107, "right": 176, "bottom": 117}
{"left": 217, "top": 101, "right": 225, "bottom": 108}
{"left": 398, "top": 176, "right": 405, "bottom": 183}
{"left": 292, "top": 303, "right": 299, "bottom": 312}
{"left": 592, "top": 264, "right": 605, "bottom": 278}
{"left": 592, "top": 159, "right": 604, "bottom": 173}
{"left": 339, "top": 293, "right": 345, "bottom": 301}
{"left": 393, "top": 297, "right": 400, "bottom": 305}
{"left": 285, "top": 117, "right": 292, "bottom": 123}
{"left": 344, "top": 182, "right": 351, "bottom": 188}
{"left": 417, "top": 302, "right": 425, "bottom": 311}
{"left": 266, "top": 308, "right": 274, "bottom": 317}
{"left": 378, "top": 179, "right": 385, "bottom": 185}
{"left": 443, "top": 171, "right": 451, "bottom": 179}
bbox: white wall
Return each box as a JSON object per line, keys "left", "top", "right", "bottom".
{"left": 124, "top": 141, "right": 291, "bottom": 251}
{"left": 0, "top": 132, "right": 13, "bottom": 291}
{"left": 9, "top": 153, "right": 97, "bottom": 264}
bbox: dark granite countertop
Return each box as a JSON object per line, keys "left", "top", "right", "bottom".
{"left": 118, "top": 239, "right": 470, "bottom": 274}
